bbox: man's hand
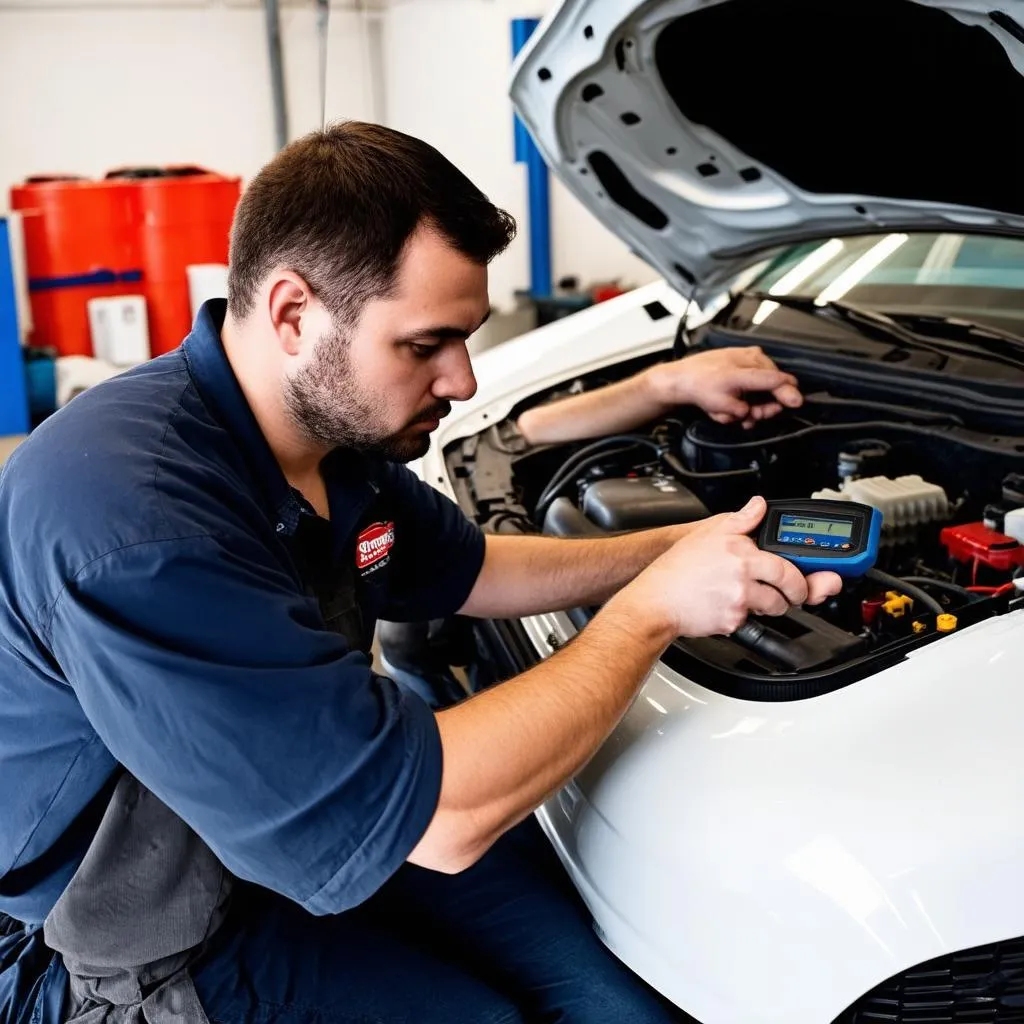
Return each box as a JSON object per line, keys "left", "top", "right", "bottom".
{"left": 644, "top": 347, "right": 803, "bottom": 429}
{"left": 616, "top": 496, "right": 843, "bottom": 637}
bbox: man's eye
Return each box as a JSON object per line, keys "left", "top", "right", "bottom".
{"left": 409, "top": 343, "right": 437, "bottom": 359}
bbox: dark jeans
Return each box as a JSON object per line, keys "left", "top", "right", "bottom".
{"left": 0, "top": 917, "right": 65, "bottom": 1024}
{"left": 192, "top": 818, "right": 682, "bottom": 1023}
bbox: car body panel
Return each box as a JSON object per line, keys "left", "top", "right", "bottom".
{"left": 530, "top": 607, "right": 1024, "bottom": 1024}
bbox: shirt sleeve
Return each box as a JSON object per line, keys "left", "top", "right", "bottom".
{"left": 378, "top": 463, "right": 486, "bottom": 622}
{"left": 46, "top": 531, "right": 442, "bottom": 916}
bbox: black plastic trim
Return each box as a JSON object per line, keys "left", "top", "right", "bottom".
{"left": 834, "top": 933, "right": 1024, "bottom": 1023}
{"left": 662, "top": 596, "right": 1003, "bottom": 702}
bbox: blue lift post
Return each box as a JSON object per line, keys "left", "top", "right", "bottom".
{"left": 511, "top": 17, "right": 552, "bottom": 300}
{"left": 0, "top": 218, "right": 29, "bottom": 437}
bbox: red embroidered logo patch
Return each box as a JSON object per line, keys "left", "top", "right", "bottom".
{"left": 356, "top": 521, "right": 395, "bottom": 571}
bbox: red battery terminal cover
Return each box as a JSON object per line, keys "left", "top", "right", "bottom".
{"left": 939, "top": 522, "right": 1024, "bottom": 571}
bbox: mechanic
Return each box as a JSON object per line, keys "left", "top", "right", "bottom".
{"left": 379, "top": 346, "right": 806, "bottom": 705}
{"left": 0, "top": 122, "right": 841, "bottom": 1024}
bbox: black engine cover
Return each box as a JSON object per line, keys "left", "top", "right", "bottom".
{"left": 582, "top": 476, "right": 709, "bottom": 531}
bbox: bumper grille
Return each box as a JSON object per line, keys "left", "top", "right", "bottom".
{"left": 835, "top": 937, "right": 1024, "bottom": 1023}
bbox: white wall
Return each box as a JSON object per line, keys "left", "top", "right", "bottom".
{"left": 381, "top": 0, "right": 659, "bottom": 310}
{"left": 0, "top": 1, "right": 376, "bottom": 188}
{"left": 0, "top": 0, "right": 658, "bottom": 310}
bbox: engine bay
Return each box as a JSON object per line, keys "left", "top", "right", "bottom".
{"left": 444, "top": 345, "right": 1024, "bottom": 699}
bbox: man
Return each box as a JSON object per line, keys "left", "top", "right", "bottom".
{"left": 0, "top": 122, "right": 841, "bottom": 1023}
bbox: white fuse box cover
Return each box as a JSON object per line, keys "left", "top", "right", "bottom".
{"left": 812, "top": 475, "right": 949, "bottom": 530}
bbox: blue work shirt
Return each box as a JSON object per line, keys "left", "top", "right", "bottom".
{"left": 0, "top": 299, "right": 485, "bottom": 931}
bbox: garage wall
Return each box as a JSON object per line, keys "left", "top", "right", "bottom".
{"left": 0, "top": 2, "right": 376, "bottom": 188}
{"left": 0, "top": 0, "right": 658, "bottom": 312}
{"left": 381, "top": 0, "right": 659, "bottom": 310}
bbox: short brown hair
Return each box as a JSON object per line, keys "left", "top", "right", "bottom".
{"left": 227, "top": 121, "right": 517, "bottom": 327}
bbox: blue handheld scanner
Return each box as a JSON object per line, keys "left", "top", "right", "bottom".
{"left": 755, "top": 499, "right": 882, "bottom": 578}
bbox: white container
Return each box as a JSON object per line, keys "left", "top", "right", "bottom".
{"left": 87, "top": 295, "right": 149, "bottom": 366}
{"left": 812, "top": 474, "right": 950, "bottom": 530}
{"left": 1003, "top": 507, "right": 1024, "bottom": 545}
{"left": 55, "top": 355, "right": 122, "bottom": 407}
{"left": 187, "top": 263, "right": 229, "bottom": 319}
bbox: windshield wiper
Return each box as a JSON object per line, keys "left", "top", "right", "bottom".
{"left": 745, "top": 292, "right": 955, "bottom": 359}
{"left": 746, "top": 292, "right": 1024, "bottom": 370}
{"left": 884, "top": 311, "right": 1024, "bottom": 359}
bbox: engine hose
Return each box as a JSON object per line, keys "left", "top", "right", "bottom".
{"left": 534, "top": 443, "right": 643, "bottom": 522}
{"left": 537, "top": 434, "right": 662, "bottom": 499}
{"left": 895, "top": 576, "right": 976, "bottom": 601}
{"left": 541, "top": 497, "right": 608, "bottom": 539}
{"left": 865, "top": 568, "right": 945, "bottom": 617}
{"left": 660, "top": 450, "right": 758, "bottom": 482}
{"left": 682, "top": 417, "right": 954, "bottom": 453}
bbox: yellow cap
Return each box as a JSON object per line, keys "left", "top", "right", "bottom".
{"left": 912, "top": 620, "right": 927, "bottom": 634}
{"left": 882, "top": 592, "right": 914, "bottom": 618}
{"left": 936, "top": 613, "right": 958, "bottom": 633}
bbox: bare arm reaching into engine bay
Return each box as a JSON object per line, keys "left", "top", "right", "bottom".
{"left": 515, "top": 346, "right": 803, "bottom": 444}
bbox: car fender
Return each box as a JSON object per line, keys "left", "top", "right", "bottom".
{"left": 531, "top": 609, "right": 1024, "bottom": 1024}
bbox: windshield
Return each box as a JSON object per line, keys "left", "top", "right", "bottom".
{"left": 740, "top": 233, "right": 1024, "bottom": 336}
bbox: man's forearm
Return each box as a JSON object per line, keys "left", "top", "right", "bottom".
{"left": 408, "top": 589, "right": 675, "bottom": 872}
{"left": 515, "top": 368, "right": 672, "bottom": 445}
{"left": 458, "top": 527, "right": 693, "bottom": 619}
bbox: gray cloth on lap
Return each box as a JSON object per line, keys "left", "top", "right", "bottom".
{"left": 43, "top": 774, "right": 232, "bottom": 1023}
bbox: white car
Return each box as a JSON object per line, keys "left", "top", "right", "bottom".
{"left": 415, "top": 2, "right": 1024, "bottom": 1021}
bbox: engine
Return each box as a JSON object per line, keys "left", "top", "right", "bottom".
{"left": 444, "top": 380, "right": 1024, "bottom": 698}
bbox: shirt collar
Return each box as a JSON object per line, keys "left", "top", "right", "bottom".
{"left": 182, "top": 299, "right": 377, "bottom": 539}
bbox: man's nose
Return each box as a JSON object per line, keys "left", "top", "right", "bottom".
{"left": 433, "top": 342, "right": 477, "bottom": 403}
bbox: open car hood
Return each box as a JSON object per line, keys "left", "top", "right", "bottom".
{"left": 510, "top": 0, "right": 1024, "bottom": 300}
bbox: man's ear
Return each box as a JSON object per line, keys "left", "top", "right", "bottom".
{"left": 266, "top": 272, "right": 314, "bottom": 357}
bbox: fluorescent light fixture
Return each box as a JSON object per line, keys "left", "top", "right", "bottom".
{"left": 770, "top": 238, "right": 846, "bottom": 296}
{"left": 751, "top": 238, "right": 845, "bottom": 325}
{"left": 916, "top": 233, "right": 964, "bottom": 284}
{"left": 814, "top": 234, "right": 909, "bottom": 306}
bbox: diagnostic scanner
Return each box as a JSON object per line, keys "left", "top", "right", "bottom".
{"left": 756, "top": 498, "right": 882, "bottom": 578}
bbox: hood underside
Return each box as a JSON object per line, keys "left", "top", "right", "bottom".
{"left": 510, "top": 0, "right": 1024, "bottom": 297}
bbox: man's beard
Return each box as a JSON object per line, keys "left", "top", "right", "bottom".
{"left": 284, "top": 328, "right": 450, "bottom": 463}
